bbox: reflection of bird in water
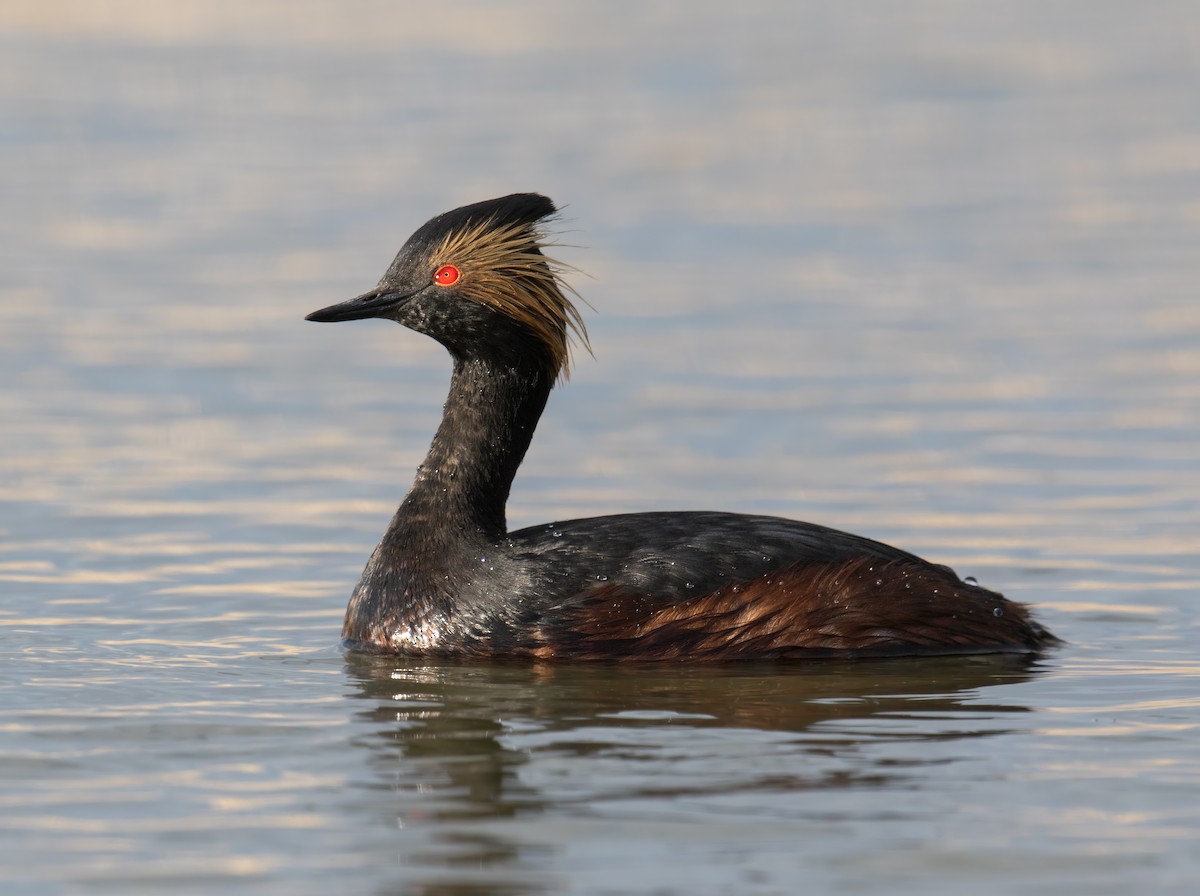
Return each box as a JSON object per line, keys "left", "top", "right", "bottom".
{"left": 348, "top": 654, "right": 1045, "bottom": 738}
{"left": 345, "top": 655, "right": 1046, "bottom": 821}
{"left": 307, "top": 193, "right": 1056, "bottom": 659}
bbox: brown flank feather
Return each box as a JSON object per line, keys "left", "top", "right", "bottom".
{"left": 531, "top": 556, "right": 1048, "bottom": 660}
{"left": 433, "top": 217, "right": 590, "bottom": 379}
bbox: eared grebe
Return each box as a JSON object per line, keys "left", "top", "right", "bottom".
{"left": 306, "top": 193, "right": 1056, "bottom": 659}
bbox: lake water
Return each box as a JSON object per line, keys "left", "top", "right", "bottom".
{"left": 3, "top": 2, "right": 1199, "bottom": 893}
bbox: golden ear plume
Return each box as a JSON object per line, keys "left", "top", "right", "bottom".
{"left": 433, "top": 218, "right": 591, "bottom": 380}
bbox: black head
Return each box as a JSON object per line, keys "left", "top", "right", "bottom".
{"left": 306, "top": 193, "right": 589, "bottom": 379}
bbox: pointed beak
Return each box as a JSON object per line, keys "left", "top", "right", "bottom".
{"left": 305, "top": 287, "right": 415, "bottom": 323}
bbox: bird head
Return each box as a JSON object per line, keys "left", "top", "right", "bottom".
{"left": 306, "top": 193, "right": 589, "bottom": 380}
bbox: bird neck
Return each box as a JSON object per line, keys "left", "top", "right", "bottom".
{"left": 398, "top": 354, "right": 553, "bottom": 541}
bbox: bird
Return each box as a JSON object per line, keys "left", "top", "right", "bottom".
{"left": 305, "top": 193, "right": 1056, "bottom": 660}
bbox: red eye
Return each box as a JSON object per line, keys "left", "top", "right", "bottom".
{"left": 433, "top": 264, "right": 461, "bottom": 287}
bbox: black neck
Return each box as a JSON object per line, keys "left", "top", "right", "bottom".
{"left": 394, "top": 354, "right": 553, "bottom": 542}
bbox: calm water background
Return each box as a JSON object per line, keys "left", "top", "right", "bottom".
{"left": 3, "top": 2, "right": 1199, "bottom": 893}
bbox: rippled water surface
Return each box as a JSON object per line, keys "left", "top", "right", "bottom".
{"left": 3, "top": 2, "right": 1199, "bottom": 893}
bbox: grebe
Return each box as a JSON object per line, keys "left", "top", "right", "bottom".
{"left": 306, "top": 193, "right": 1056, "bottom": 659}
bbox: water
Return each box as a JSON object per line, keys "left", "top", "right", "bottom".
{"left": 3, "top": 2, "right": 1199, "bottom": 893}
